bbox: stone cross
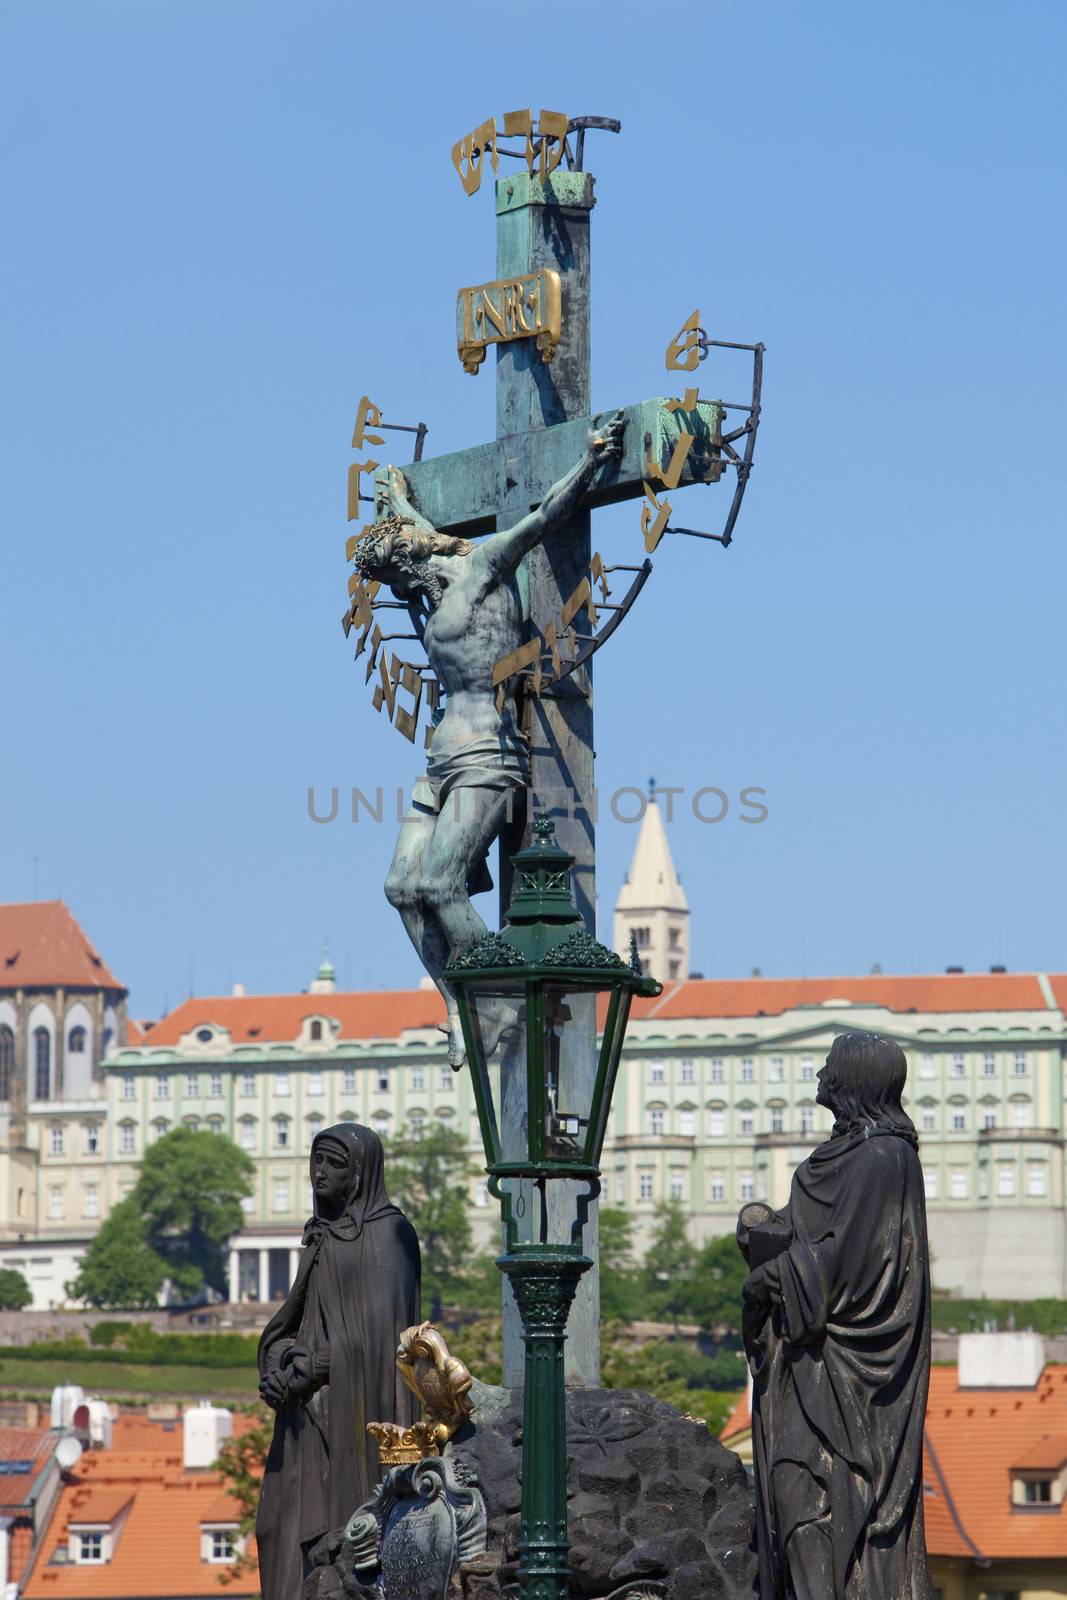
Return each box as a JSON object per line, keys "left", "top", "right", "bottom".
{"left": 374, "top": 168, "right": 713, "bottom": 1386}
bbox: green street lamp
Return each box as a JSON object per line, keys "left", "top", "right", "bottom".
{"left": 444, "top": 815, "right": 661, "bottom": 1600}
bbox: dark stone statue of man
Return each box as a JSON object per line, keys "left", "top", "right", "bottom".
{"left": 353, "top": 414, "right": 625, "bottom": 1066}
{"left": 737, "top": 1032, "right": 933, "bottom": 1600}
{"left": 255, "top": 1123, "right": 420, "bottom": 1600}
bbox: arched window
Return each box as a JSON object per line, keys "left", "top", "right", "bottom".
{"left": 67, "top": 1026, "right": 87, "bottom": 1054}
{"left": 309, "top": 1020, "right": 323, "bottom": 1042}
{"left": 34, "top": 1028, "right": 51, "bottom": 1101}
{"left": 0, "top": 1027, "right": 13, "bottom": 1101}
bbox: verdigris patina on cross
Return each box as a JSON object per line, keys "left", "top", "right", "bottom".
{"left": 342, "top": 117, "right": 760, "bottom": 1385}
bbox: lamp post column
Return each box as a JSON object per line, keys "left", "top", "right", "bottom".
{"left": 500, "top": 1248, "right": 590, "bottom": 1600}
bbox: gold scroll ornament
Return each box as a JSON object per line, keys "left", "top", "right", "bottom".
{"left": 456, "top": 268, "right": 562, "bottom": 376}
{"left": 367, "top": 1321, "right": 474, "bottom": 1466}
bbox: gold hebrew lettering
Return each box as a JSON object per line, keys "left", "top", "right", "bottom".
{"left": 393, "top": 663, "right": 423, "bottom": 742}
{"left": 666, "top": 386, "right": 702, "bottom": 414}
{"left": 351, "top": 395, "right": 385, "bottom": 450}
{"left": 543, "top": 620, "right": 562, "bottom": 680}
{"left": 347, "top": 458, "right": 379, "bottom": 522}
{"left": 560, "top": 577, "right": 597, "bottom": 631}
{"left": 372, "top": 651, "right": 403, "bottom": 719}
{"left": 590, "top": 552, "right": 611, "bottom": 602}
{"left": 537, "top": 110, "right": 568, "bottom": 181}
{"left": 666, "top": 309, "right": 702, "bottom": 372}
{"left": 646, "top": 431, "right": 696, "bottom": 491}
{"left": 641, "top": 483, "right": 672, "bottom": 553}
{"left": 492, "top": 634, "right": 543, "bottom": 688}
{"left": 503, "top": 109, "right": 534, "bottom": 170}
{"left": 451, "top": 119, "right": 498, "bottom": 196}
{"left": 364, "top": 624, "right": 384, "bottom": 684}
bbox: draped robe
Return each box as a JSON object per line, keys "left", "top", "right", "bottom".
{"left": 742, "top": 1123, "right": 933, "bottom": 1600}
{"left": 255, "top": 1124, "right": 420, "bottom": 1600}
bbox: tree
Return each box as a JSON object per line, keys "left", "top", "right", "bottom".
{"left": 386, "top": 1120, "right": 477, "bottom": 1317}
{"left": 66, "top": 1198, "right": 168, "bottom": 1308}
{"left": 687, "top": 1231, "right": 750, "bottom": 1335}
{"left": 216, "top": 1407, "right": 273, "bottom": 1582}
{"left": 599, "top": 1207, "right": 642, "bottom": 1322}
{"left": 135, "top": 1126, "right": 254, "bottom": 1297}
{"left": 642, "top": 1201, "right": 697, "bottom": 1329}
{"left": 0, "top": 1267, "right": 32, "bottom": 1310}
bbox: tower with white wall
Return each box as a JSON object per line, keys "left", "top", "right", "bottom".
{"left": 613, "top": 791, "right": 690, "bottom": 983}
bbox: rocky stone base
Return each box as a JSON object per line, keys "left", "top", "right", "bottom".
{"left": 452, "top": 1384, "right": 754, "bottom": 1600}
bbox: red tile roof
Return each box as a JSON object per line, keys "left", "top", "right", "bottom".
{"left": 1011, "top": 1434, "right": 1067, "bottom": 1470}
{"left": 24, "top": 1414, "right": 260, "bottom": 1599}
{"left": 0, "top": 902, "right": 123, "bottom": 991}
{"left": 134, "top": 969, "right": 1064, "bottom": 1053}
{"left": 718, "top": 1390, "right": 751, "bottom": 1443}
{"left": 140, "top": 988, "right": 447, "bottom": 1047}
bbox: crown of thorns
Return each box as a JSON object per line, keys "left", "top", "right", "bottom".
{"left": 351, "top": 515, "right": 416, "bottom": 577}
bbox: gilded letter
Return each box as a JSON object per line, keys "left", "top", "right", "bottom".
{"left": 537, "top": 110, "right": 568, "bottom": 181}
{"left": 450, "top": 119, "right": 498, "bottom": 196}
{"left": 351, "top": 395, "right": 385, "bottom": 450}
{"left": 393, "top": 663, "right": 424, "bottom": 743}
{"left": 503, "top": 109, "right": 534, "bottom": 170}
{"left": 347, "top": 458, "right": 379, "bottom": 522}
{"left": 665, "top": 309, "right": 702, "bottom": 372}
{"left": 641, "top": 483, "right": 672, "bottom": 553}
{"left": 665, "top": 386, "right": 701, "bottom": 414}
{"left": 646, "top": 431, "right": 696, "bottom": 491}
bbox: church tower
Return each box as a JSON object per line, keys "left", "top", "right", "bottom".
{"left": 613, "top": 787, "right": 690, "bottom": 983}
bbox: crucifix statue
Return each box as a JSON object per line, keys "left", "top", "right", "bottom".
{"left": 345, "top": 124, "right": 760, "bottom": 1386}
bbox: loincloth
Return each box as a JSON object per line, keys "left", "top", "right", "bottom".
{"left": 411, "top": 733, "right": 530, "bottom": 898}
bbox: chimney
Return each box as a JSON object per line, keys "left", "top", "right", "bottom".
{"left": 183, "top": 1401, "right": 233, "bottom": 1470}
{"left": 958, "top": 1331, "right": 1045, "bottom": 1389}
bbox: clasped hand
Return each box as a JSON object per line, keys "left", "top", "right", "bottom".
{"left": 259, "top": 1343, "right": 316, "bottom": 1410}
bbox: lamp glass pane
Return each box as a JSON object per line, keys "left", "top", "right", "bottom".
{"left": 585, "top": 989, "right": 632, "bottom": 1165}
{"left": 463, "top": 980, "right": 528, "bottom": 1165}
{"left": 543, "top": 985, "right": 597, "bottom": 1163}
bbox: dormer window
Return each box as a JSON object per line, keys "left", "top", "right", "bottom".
{"left": 196, "top": 1028, "right": 214, "bottom": 1044}
{"left": 1011, "top": 1440, "right": 1067, "bottom": 1507}
{"left": 1024, "top": 1479, "right": 1053, "bottom": 1504}
{"left": 76, "top": 1530, "right": 105, "bottom": 1562}
{"left": 200, "top": 1523, "right": 241, "bottom": 1563}
{"left": 309, "top": 1020, "right": 323, "bottom": 1042}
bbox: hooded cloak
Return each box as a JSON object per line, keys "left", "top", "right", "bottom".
{"left": 740, "top": 1035, "right": 933, "bottom": 1600}
{"left": 255, "top": 1122, "right": 420, "bottom": 1600}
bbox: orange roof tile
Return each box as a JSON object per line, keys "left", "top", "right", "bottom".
{"left": 24, "top": 1444, "right": 259, "bottom": 1599}
{"left": 718, "top": 1390, "right": 751, "bottom": 1443}
{"left": 1010, "top": 1434, "right": 1067, "bottom": 1470}
{"left": 923, "top": 1364, "right": 1067, "bottom": 1560}
{"left": 140, "top": 988, "right": 447, "bottom": 1047}
{"left": 0, "top": 901, "right": 123, "bottom": 991}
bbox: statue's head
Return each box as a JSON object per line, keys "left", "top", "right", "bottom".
{"left": 817, "top": 1031, "right": 915, "bottom": 1139}
{"left": 309, "top": 1121, "right": 389, "bottom": 1221}
{"left": 353, "top": 516, "right": 473, "bottom": 608}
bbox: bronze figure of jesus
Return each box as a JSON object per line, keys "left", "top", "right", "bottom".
{"left": 354, "top": 413, "right": 625, "bottom": 1065}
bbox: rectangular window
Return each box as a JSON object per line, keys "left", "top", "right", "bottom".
{"left": 799, "top": 1105, "right": 815, "bottom": 1135}
{"left": 799, "top": 1057, "right": 814, "bottom": 1082}
{"left": 740, "top": 1111, "right": 754, "bottom": 1136}
{"left": 155, "top": 1074, "right": 169, "bottom": 1100}
{"left": 739, "top": 1173, "right": 754, "bottom": 1202}
{"left": 922, "top": 1106, "right": 937, "bottom": 1132}
{"left": 708, "top": 1109, "right": 725, "bottom": 1137}
{"left": 1011, "top": 1102, "right": 1031, "bottom": 1130}
{"left": 951, "top": 1168, "right": 967, "bottom": 1199}
{"left": 1023, "top": 1480, "right": 1052, "bottom": 1505}
{"left": 670, "top": 1174, "right": 685, "bottom": 1201}
{"left": 241, "top": 1071, "right": 255, "bottom": 1098}
{"left": 209, "top": 1073, "right": 223, "bottom": 1098}
{"left": 439, "top": 1069, "right": 453, "bottom": 1092}
{"left": 1014, "top": 1051, "right": 1028, "bottom": 1076}
{"left": 50, "top": 1125, "right": 64, "bottom": 1156}
{"left": 239, "top": 1119, "right": 256, "bottom": 1151}
{"left": 308, "top": 1072, "right": 323, "bottom": 1097}
{"left": 210, "top": 1529, "right": 237, "bottom": 1562}
{"left": 983, "top": 1108, "right": 997, "bottom": 1130}
{"left": 680, "top": 1059, "right": 694, "bottom": 1084}
{"left": 951, "top": 1053, "right": 966, "bottom": 1078}
{"left": 84, "top": 1124, "right": 100, "bottom": 1155}
{"left": 185, "top": 1073, "right": 199, "bottom": 1098}
{"left": 920, "top": 1054, "right": 936, "bottom": 1079}
{"left": 75, "top": 1531, "right": 105, "bottom": 1563}
{"left": 638, "top": 1173, "right": 653, "bottom": 1201}
{"left": 83, "top": 1184, "right": 100, "bottom": 1219}
{"left": 275, "top": 1073, "right": 290, "bottom": 1098}
{"left": 121, "top": 1074, "right": 135, "bottom": 1101}
{"left": 951, "top": 1108, "right": 966, "bottom": 1132}
{"left": 1027, "top": 1164, "right": 1048, "bottom": 1198}
{"left": 997, "top": 1164, "right": 1016, "bottom": 1197}
{"left": 982, "top": 1052, "right": 996, "bottom": 1076}
{"left": 768, "top": 1057, "right": 784, "bottom": 1082}
{"left": 710, "top": 1174, "right": 725, "bottom": 1202}
{"left": 649, "top": 1108, "right": 665, "bottom": 1137}
{"left": 740, "top": 1058, "right": 754, "bottom": 1082}
{"left": 924, "top": 1170, "right": 939, "bottom": 1199}
{"left": 376, "top": 1070, "right": 389, "bottom": 1092}
{"left": 679, "top": 1108, "right": 695, "bottom": 1137}
{"left": 410, "top": 1068, "right": 425, "bottom": 1091}
{"left": 650, "top": 1063, "right": 665, "bottom": 1085}
{"left": 48, "top": 1185, "right": 64, "bottom": 1219}
{"left": 614, "top": 1175, "right": 626, "bottom": 1204}
{"left": 272, "top": 1180, "right": 290, "bottom": 1214}
{"left": 709, "top": 1058, "right": 725, "bottom": 1083}
{"left": 120, "top": 1124, "right": 136, "bottom": 1155}
{"left": 770, "top": 1107, "right": 785, "bottom": 1134}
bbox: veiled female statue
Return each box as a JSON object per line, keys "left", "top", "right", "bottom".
{"left": 255, "top": 1122, "right": 421, "bottom": 1600}
{"left": 737, "top": 1031, "right": 933, "bottom": 1600}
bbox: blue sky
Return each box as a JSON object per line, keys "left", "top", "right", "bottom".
{"left": 2, "top": 1, "right": 1065, "bottom": 1018}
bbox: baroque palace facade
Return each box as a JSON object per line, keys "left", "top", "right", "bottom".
{"left": 2, "top": 807, "right": 1067, "bottom": 1306}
